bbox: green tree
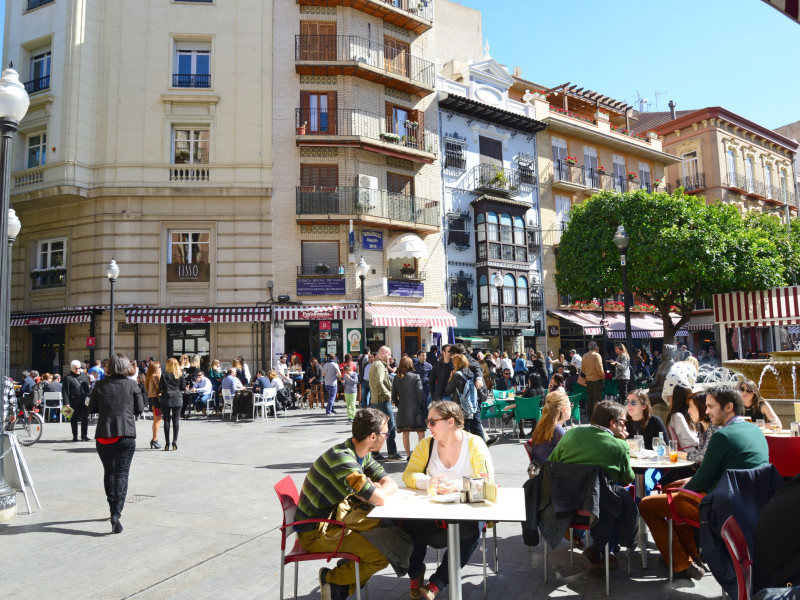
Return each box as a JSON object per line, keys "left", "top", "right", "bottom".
{"left": 555, "top": 189, "right": 792, "bottom": 343}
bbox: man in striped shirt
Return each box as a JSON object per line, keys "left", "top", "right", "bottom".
{"left": 296, "top": 407, "right": 398, "bottom": 600}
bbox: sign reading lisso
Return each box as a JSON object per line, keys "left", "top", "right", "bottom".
{"left": 167, "top": 263, "right": 211, "bottom": 282}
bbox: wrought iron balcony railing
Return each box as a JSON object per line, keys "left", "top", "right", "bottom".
{"left": 675, "top": 173, "right": 705, "bottom": 192}
{"left": 295, "top": 108, "right": 438, "bottom": 154}
{"left": 172, "top": 74, "right": 211, "bottom": 88}
{"left": 527, "top": 229, "right": 542, "bottom": 255}
{"left": 554, "top": 160, "right": 586, "bottom": 187}
{"left": 23, "top": 76, "right": 50, "bottom": 94}
{"left": 470, "top": 163, "right": 522, "bottom": 197}
{"left": 297, "top": 265, "right": 345, "bottom": 277}
{"left": 296, "top": 186, "right": 439, "bottom": 227}
{"left": 294, "top": 35, "right": 435, "bottom": 89}
{"left": 387, "top": 268, "right": 426, "bottom": 280}
{"left": 726, "top": 172, "right": 747, "bottom": 191}
{"left": 31, "top": 268, "right": 66, "bottom": 290}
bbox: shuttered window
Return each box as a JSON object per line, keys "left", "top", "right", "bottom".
{"left": 299, "top": 22, "right": 336, "bottom": 61}
{"left": 300, "top": 91, "right": 337, "bottom": 134}
{"left": 387, "top": 173, "right": 414, "bottom": 196}
{"left": 479, "top": 136, "right": 503, "bottom": 167}
{"left": 300, "top": 164, "right": 338, "bottom": 189}
{"left": 383, "top": 37, "right": 409, "bottom": 77}
{"left": 302, "top": 241, "right": 339, "bottom": 272}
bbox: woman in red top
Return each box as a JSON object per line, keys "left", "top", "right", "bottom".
{"left": 88, "top": 354, "right": 145, "bottom": 534}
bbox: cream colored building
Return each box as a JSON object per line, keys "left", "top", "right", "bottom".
{"left": 270, "top": 0, "right": 448, "bottom": 361}
{"left": 3, "top": 0, "right": 274, "bottom": 375}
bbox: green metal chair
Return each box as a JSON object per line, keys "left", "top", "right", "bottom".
{"left": 480, "top": 400, "right": 505, "bottom": 435}
{"left": 602, "top": 379, "right": 618, "bottom": 400}
{"left": 513, "top": 396, "right": 542, "bottom": 440}
{"left": 568, "top": 394, "right": 582, "bottom": 423}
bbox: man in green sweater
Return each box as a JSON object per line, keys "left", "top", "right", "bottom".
{"left": 639, "top": 384, "right": 769, "bottom": 580}
{"left": 549, "top": 400, "right": 634, "bottom": 568}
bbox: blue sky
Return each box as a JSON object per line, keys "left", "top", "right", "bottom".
{"left": 457, "top": 0, "right": 799, "bottom": 129}
{"left": 2, "top": 0, "right": 797, "bottom": 128}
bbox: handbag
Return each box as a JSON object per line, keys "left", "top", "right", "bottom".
{"left": 576, "top": 374, "right": 587, "bottom": 387}
{"left": 321, "top": 495, "right": 381, "bottom": 541}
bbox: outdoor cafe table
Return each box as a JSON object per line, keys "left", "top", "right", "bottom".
{"left": 369, "top": 486, "right": 525, "bottom": 600}
{"left": 630, "top": 451, "right": 694, "bottom": 568}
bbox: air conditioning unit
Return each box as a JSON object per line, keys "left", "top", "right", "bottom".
{"left": 357, "top": 174, "right": 379, "bottom": 212}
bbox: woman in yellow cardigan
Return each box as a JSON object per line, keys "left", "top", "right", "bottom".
{"left": 401, "top": 400, "right": 494, "bottom": 600}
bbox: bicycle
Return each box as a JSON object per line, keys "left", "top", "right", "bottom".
{"left": 7, "top": 402, "right": 44, "bottom": 446}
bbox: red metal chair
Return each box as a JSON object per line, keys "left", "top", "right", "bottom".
{"left": 765, "top": 435, "right": 800, "bottom": 478}
{"left": 274, "top": 476, "right": 365, "bottom": 600}
{"left": 543, "top": 510, "right": 611, "bottom": 596}
{"left": 721, "top": 515, "right": 752, "bottom": 600}
{"left": 665, "top": 487, "right": 704, "bottom": 583}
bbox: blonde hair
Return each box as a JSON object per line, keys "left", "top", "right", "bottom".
{"left": 531, "top": 391, "right": 570, "bottom": 445}
{"left": 232, "top": 359, "right": 242, "bottom": 369}
{"left": 615, "top": 343, "right": 629, "bottom": 357}
{"left": 683, "top": 356, "right": 699, "bottom": 373}
{"left": 165, "top": 358, "right": 182, "bottom": 377}
{"left": 190, "top": 354, "right": 201, "bottom": 368}
{"left": 451, "top": 354, "right": 469, "bottom": 372}
{"left": 429, "top": 400, "right": 464, "bottom": 429}
{"left": 179, "top": 354, "right": 189, "bottom": 368}
{"left": 267, "top": 370, "right": 277, "bottom": 380}
{"left": 145, "top": 361, "right": 160, "bottom": 385}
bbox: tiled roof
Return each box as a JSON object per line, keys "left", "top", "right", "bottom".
{"left": 630, "top": 110, "right": 695, "bottom": 134}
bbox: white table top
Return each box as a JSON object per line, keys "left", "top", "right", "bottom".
{"left": 369, "top": 486, "right": 526, "bottom": 523}
{"left": 630, "top": 449, "right": 693, "bottom": 470}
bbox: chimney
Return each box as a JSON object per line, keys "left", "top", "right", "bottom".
{"left": 669, "top": 100, "right": 676, "bottom": 120}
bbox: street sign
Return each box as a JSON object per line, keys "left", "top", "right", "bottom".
{"left": 86, "top": 336, "right": 96, "bottom": 347}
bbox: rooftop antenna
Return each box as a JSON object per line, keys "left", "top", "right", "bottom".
{"left": 653, "top": 90, "right": 669, "bottom": 113}
{"left": 634, "top": 91, "right": 649, "bottom": 112}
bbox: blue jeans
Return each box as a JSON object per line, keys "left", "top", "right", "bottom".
{"left": 371, "top": 400, "right": 397, "bottom": 455}
{"left": 360, "top": 381, "right": 370, "bottom": 408}
{"left": 325, "top": 384, "right": 337, "bottom": 413}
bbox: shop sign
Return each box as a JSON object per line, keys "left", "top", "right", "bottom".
{"left": 24, "top": 318, "right": 45, "bottom": 325}
{"left": 297, "top": 309, "right": 335, "bottom": 320}
{"left": 346, "top": 328, "right": 362, "bottom": 353}
{"left": 319, "top": 321, "right": 331, "bottom": 330}
{"left": 364, "top": 277, "right": 388, "bottom": 298}
{"left": 86, "top": 336, "right": 96, "bottom": 348}
{"left": 296, "top": 277, "right": 346, "bottom": 296}
{"left": 326, "top": 341, "right": 338, "bottom": 356}
{"left": 548, "top": 326, "right": 560, "bottom": 337}
{"left": 387, "top": 279, "right": 424, "bottom": 298}
{"left": 362, "top": 230, "right": 383, "bottom": 250}
{"left": 167, "top": 263, "right": 211, "bottom": 282}
{"left": 182, "top": 315, "right": 213, "bottom": 323}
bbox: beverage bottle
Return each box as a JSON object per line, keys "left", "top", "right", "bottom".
{"left": 656, "top": 432, "right": 666, "bottom": 462}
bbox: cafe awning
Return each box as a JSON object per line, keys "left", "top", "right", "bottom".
{"left": 11, "top": 309, "right": 94, "bottom": 327}
{"left": 366, "top": 305, "right": 457, "bottom": 328}
{"left": 272, "top": 305, "right": 357, "bottom": 321}
{"left": 713, "top": 286, "right": 800, "bottom": 327}
{"left": 549, "top": 309, "right": 686, "bottom": 339}
{"left": 126, "top": 307, "right": 270, "bottom": 324}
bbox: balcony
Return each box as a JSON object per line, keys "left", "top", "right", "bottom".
{"left": 469, "top": 163, "right": 523, "bottom": 198}
{"left": 480, "top": 305, "right": 533, "bottom": 327}
{"left": 295, "top": 108, "right": 437, "bottom": 163}
{"left": 296, "top": 186, "right": 440, "bottom": 232}
{"left": 31, "top": 267, "right": 66, "bottom": 290}
{"left": 294, "top": 35, "right": 435, "bottom": 97}
{"left": 675, "top": 173, "right": 706, "bottom": 193}
{"left": 296, "top": 0, "right": 433, "bottom": 33}
{"left": 26, "top": 0, "right": 53, "bottom": 10}
{"left": 23, "top": 75, "right": 50, "bottom": 94}
{"left": 387, "top": 267, "right": 426, "bottom": 280}
{"left": 450, "top": 291, "right": 473, "bottom": 315}
{"left": 172, "top": 74, "right": 211, "bottom": 88}
{"left": 297, "top": 265, "right": 346, "bottom": 277}
{"left": 552, "top": 160, "right": 586, "bottom": 191}
{"left": 527, "top": 229, "right": 542, "bottom": 255}
{"left": 726, "top": 172, "right": 748, "bottom": 193}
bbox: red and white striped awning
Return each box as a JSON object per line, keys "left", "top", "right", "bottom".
{"left": 11, "top": 310, "right": 94, "bottom": 327}
{"left": 366, "top": 305, "right": 457, "bottom": 328}
{"left": 272, "top": 305, "right": 358, "bottom": 321}
{"left": 713, "top": 286, "right": 800, "bottom": 327}
{"left": 126, "top": 307, "right": 270, "bottom": 324}
{"left": 549, "top": 309, "right": 687, "bottom": 339}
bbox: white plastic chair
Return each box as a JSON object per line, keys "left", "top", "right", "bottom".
{"left": 221, "top": 389, "right": 235, "bottom": 420}
{"left": 252, "top": 393, "right": 267, "bottom": 420}
{"left": 42, "top": 391, "right": 63, "bottom": 423}
{"left": 263, "top": 387, "right": 278, "bottom": 422}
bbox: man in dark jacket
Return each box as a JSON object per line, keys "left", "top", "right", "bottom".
{"left": 62, "top": 359, "right": 91, "bottom": 441}
{"left": 414, "top": 350, "right": 432, "bottom": 405}
{"left": 449, "top": 344, "right": 498, "bottom": 446}
{"left": 20, "top": 371, "right": 35, "bottom": 405}
{"left": 429, "top": 344, "right": 453, "bottom": 402}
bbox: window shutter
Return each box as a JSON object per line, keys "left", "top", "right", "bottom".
{"left": 410, "top": 108, "right": 422, "bottom": 146}
{"left": 479, "top": 136, "right": 503, "bottom": 167}
{"left": 327, "top": 91, "right": 337, "bottom": 135}
{"left": 300, "top": 91, "right": 311, "bottom": 126}
{"left": 301, "top": 165, "right": 338, "bottom": 189}
{"left": 302, "top": 241, "right": 339, "bottom": 271}
{"left": 385, "top": 102, "right": 395, "bottom": 135}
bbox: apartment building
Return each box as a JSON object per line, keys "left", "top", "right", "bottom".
{"left": 270, "top": 0, "right": 449, "bottom": 362}
{"left": 4, "top": 0, "right": 274, "bottom": 375}
{"left": 436, "top": 56, "right": 547, "bottom": 353}
{"left": 509, "top": 83, "right": 681, "bottom": 354}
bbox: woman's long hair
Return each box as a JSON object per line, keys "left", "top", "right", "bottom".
{"left": 615, "top": 343, "right": 629, "bottom": 357}
{"left": 397, "top": 356, "right": 414, "bottom": 378}
{"left": 165, "top": 357, "right": 182, "bottom": 377}
{"left": 451, "top": 354, "right": 469, "bottom": 372}
{"left": 145, "top": 361, "right": 160, "bottom": 386}
{"left": 741, "top": 379, "right": 766, "bottom": 413}
{"left": 629, "top": 388, "right": 652, "bottom": 429}
{"left": 667, "top": 384, "right": 693, "bottom": 428}
{"left": 531, "top": 391, "right": 570, "bottom": 445}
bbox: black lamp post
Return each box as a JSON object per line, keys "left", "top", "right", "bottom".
{"left": 493, "top": 272, "right": 504, "bottom": 355}
{"left": 0, "top": 68, "right": 30, "bottom": 522}
{"left": 106, "top": 259, "right": 120, "bottom": 357}
{"left": 356, "top": 257, "right": 370, "bottom": 355}
{"left": 613, "top": 225, "right": 633, "bottom": 353}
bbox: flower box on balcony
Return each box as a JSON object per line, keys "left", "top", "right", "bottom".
{"left": 314, "top": 264, "right": 330, "bottom": 274}
{"left": 594, "top": 110, "right": 610, "bottom": 122}
{"left": 627, "top": 172, "right": 637, "bottom": 180}
{"left": 647, "top": 131, "right": 658, "bottom": 140}
{"left": 380, "top": 132, "right": 401, "bottom": 143}
{"left": 565, "top": 157, "right": 578, "bottom": 166}
{"left": 400, "top": 265, "right": 415, "bottom": 275}
{"left": 297, "top": 122, "right": 307, "bottom": 135}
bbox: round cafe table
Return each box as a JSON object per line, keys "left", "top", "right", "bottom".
{"left": 630, "top": 450, "right": 694, "bottom": 568}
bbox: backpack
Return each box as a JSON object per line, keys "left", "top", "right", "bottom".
{"left": 458, "top": 372, "right": 478, "bottom": 416}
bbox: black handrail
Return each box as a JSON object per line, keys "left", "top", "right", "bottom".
{"left": 675, "top": 173, "right": 705, "bottom": 191}
{"left": 470, "top": 163, "right": 522, "bottom": 197}
{"left": 23, "top": 76, "right": 50, "bottom": 94}
{"left": 172, "top": 74, "right": 211, "bottom": 88}
{"left": 553, "top": 160, "right": 585, "bottom": 186}
{"left": 296, "top": 186, "right": 439, "bottom": 227}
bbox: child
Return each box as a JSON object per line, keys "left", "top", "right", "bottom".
{"left": 341, "top": 364, "right": 359, "bottom": 423}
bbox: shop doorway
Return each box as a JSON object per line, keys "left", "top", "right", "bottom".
{"left": 284, "top": 320, "right": 344, "bottom": 367}
{"left": 31, "top": 326, "right": 65, "bottom": 375}
{"left": 284, "top": 322, "right": 311, "bottom": 368}
{"left": 166, "top": 325, "right": 210, "bottom": 371}
{"left": 401, "top": 327, "right": 421, "bottom": 356}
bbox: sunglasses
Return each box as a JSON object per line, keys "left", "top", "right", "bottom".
{"left": 376, "top": 430, "right": 389, "bottom": 437}
{"left": 426, "top": 417, "right": 446, "bottom": 426}
{"left": 739, "top": 387, "right": 752, "bottom": 393}
{"left": 625, "top": 400, "right": 639, "bottom": 406}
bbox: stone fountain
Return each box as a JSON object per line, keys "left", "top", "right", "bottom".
{"left": 723, "top": 351, "right": 800, "bottom": 424}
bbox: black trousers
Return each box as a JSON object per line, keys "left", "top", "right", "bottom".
{"left": 96, "top": 436, "right": 136, "bottom": 518}
{"left": 464, "top": 415, "right": 487, "bottom": 441}
{"left": 70, "top": 402, "right": 89, "bottom": 439}
{"left": 617, "top": 378, "right": 630, "bottom": 404}
{"left": 163, "top": 406, "right": 180, "bottom": 445}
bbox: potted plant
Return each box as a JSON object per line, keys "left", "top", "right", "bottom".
{"left": 653, "top": 178, "right": 663, "bottom": 187}
{"left": 647, "top": 130, "right": 659, "bottom": 140}
{"left": 627, "top": 172, "right": 637, "bottom": 180}
{"left": 488, "top": 168, "right": 509, "bottom": 188}
{"left": 596, "top": 165, "right": 606, "bottom": 173}
{"left": 400, "top": 263, "right": 415, "bottom": 275}
{"left": 314, "top": 263, "right": 330, "bottom": 274}
{"left": 380, "top": 132, "right": 401, "bottom": 143}
{"left": 565, "top": 156, "right": 578, "bottom": 166}
{"left": 296, "top": 121, "right": 308, "bottom": 135}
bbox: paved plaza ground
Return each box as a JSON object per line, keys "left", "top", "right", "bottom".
{"left": 1, "top": 407, "right": 725, "bottom": 600}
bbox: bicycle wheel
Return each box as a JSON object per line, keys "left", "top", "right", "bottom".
{"left": 14, "top": 411, "right": 43, "bottom": 446}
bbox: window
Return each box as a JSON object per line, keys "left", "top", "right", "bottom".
{"left": 300, "top": 164, "right": 338, "bottom": 189}
{"left": 33, "top": 238, "right": 65, "bottom": 289}
{"left": 444, "top": 136, "right": 467, "bottom": 170}
{"left": 173, "top": 128, "right": 209, "bottom": 164}
{"left": 174, "top": 43, "right": 210, "bottom": 88}
{"left": 518, "top": 155, "right": 536, "bottom": 184}
{"left": 503, "top": 274, "right": 516, "bottom": 305}
{"left": 479, "top": 135, "right": 503, "bottom": 167}
{"left": 449, "top": 272, "right": 473, "bottom": 313}
{"left": 745, "top": 156, "right": 755, "bottom": 192}
{"left": 513, "top": 216, "right": 525, "bottom": 245}
{"left": 383, "top": 36, "right": 410, "bottom": 78}
{"left": 584, "top": 146, "right": 598, "bottom": 186}
{"left": 727, "top": 149, "right": 737, "bottom": 176}
{"left": 386, "top": 103, "right": 423, "bottom": 148}
{"left": 682, "top": 151, "right": 698, "bottom": 180}
{"left": 486, "top": 211, "right": 499, "bottom": 242}
{"left": 301, "top": 241, "right": 339, "bottom": 275}
{"left": 551, "top": 137, "right": 568, "bottom": 164}
{"left": 26, "top": 0, "right": 54, "bottom": 10}
{"left": 764, "top": 163, "right": 773, "bottom": 198}
{"left": 516, "top": 276, "right": 528, "bottom": 306}
{"left": 298, "top": 22, "right": 337, "bottom": 61}
{"left": 27, "top": 132, "right": 46, "bottom": 168}
{"left": 479, "top": 275, "right": 488, "bottom": 304}
{"left": 300, "top": 91, "right": 337, "bottom": 134}
{"left": 447, "top": 212, "right": 470, "bottom": 250}
{"left": 612, "top": 154, "right": 626, "bottom": 192}
{"left": 26, "top": 51, "right": 51, "bottom": 93}
{"left": 387, "top": 172, "right": 414, "bottom": 196}
{"left": 638, "top": 162, "right": 651, "bottom": 189}
{"left": 169, "top": 232, "right": 210, "bottom": 264}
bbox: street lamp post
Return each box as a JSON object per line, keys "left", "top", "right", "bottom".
{"left": 613, "top": 225, "right": 633, "bottom": 354}
{"left": 355, "top": 258, "right": 370, "bottom": 355}
{"left": 0, "top": 68, "right": 30, "bottom": 522}
{"left": 106, "top": 259, "right": 120, "bottom": 357}
{"left": 493, "top": 272, "right": 504, "bottom": 355}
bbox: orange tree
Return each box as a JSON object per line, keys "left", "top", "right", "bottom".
{"left": 554, "top": 189, "right": 794, "bottom": 343}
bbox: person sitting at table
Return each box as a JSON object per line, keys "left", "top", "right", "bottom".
{"left": 624, "top": 388, "right": 669, "bottom": 449}
{"left": 402, "top": 400, "right": 494, "bottom": 600}
{"left": 502, "top": 374, "right": 548, "bottom": 435}
{"left": 679, "top": 391, "right": 719, "bottom": 464}
{"left": 548, "top": 400, "right": 635, "bottom": 569}
{"left": 529, "top": 390, "right": 570, "bottom": 465}
{"left": 740, "top": 379, "right": 782, "bottom": 428}
{"left": 667, "top": 384, "right": 699, "bottom": 451}
{"left": 189, "top": 370, "right": 213, "bottom": 414}
{"left": 275, "top": 355, "right": 293, "bottom": 387}
{"left": 207, "top": 359, "right": 225, "bottom": 395}
{"left": 295, "top": 408, "right": 401, "bottom": 600}
{"left": 494, "top": 367, "right": 515, "bottom": 392}
{"left": 638, "top": 384, "right": 769, "bottom": 580}
{"left": 252, "top": 369, "right": 271, "bottom": 394}
{"left": 548, "top": 372, "right": 565, "bottom": 394}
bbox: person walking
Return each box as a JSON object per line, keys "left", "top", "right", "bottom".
{"left": 609, "top": 343, "right": 631, "bottom": 404}
{"left": 582, "top": 341, "right": 604, "bottom": 418}
{"left": 358, "top": 351, "right": 373, "bottom": 408}
{"left": 88, "top": 354, "right": 145, "bottom": 534}
{"left": 369, "top": 345, "right": 401, "bottom": 460}
{"left": 392, "top": 356, "right": 426, "bottom": 460}
{"left": 342, "top": 364, "right": 359, "bottom": 423}
{"left": 159, "top": 358, "right": 186, "bottom": 451}
{"left": 144, "top": 361, "right": 162, "bottom": 449}
{"left": 63, "top": 359, "right": 91, "bottom": 441}
{"left": 321, "top": 353, "right": 341, "bottom": 415}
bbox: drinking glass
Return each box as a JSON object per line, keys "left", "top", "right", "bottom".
{"left": 771, "top": 421, "right": 782, "bottom": 433}
{"left": 634, "top": 435, "right": 645, "bottom": 455}
{"left": 427, "top": 476, "right": 441, "bottom": 498}
{"left": 755, "top": 419, "right": 766, "bottom": 429}
{"left": 669, "top": 440, "right": 678, "bottom": 463}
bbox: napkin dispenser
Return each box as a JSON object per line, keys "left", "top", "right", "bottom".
{"left": 462, "top": 476, "right": 484, "bottom": 503}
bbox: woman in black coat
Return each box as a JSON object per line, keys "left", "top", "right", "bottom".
{"left": 159, "top": 357, "right": 186, "bottom": 451}
{"left": 88, "top": 354, "right": 145, "bottom": 534}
